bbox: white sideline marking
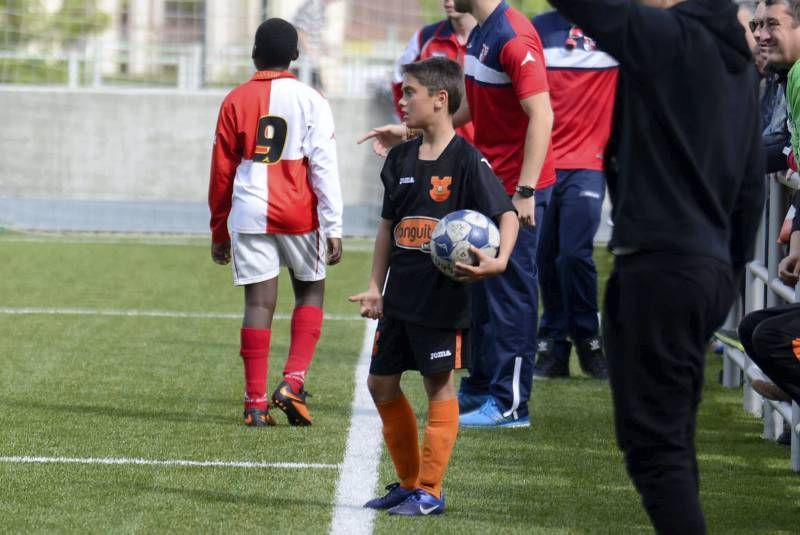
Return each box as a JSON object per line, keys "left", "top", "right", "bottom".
{"left": 0, "top": 456, "right": 338, "bottom": 470}
{"left": 0, "top": 307, "right": 361, "bottom": 322}
{"left": 330, "top": 319, "right": 381, "bottom": 535}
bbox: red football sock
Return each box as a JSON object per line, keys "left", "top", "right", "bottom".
{"left": 240, "top": 327, "right": 270, "bottom": 411}
{"left": 283, "top": 305, "right": 323, "bottom": 391}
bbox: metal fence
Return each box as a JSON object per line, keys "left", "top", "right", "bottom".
{"left": 719, "top": 173, "right": 800, "bottom": 472}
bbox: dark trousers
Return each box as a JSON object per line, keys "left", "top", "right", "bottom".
{"left": 538, "top": 169, "right": 605, "bottom": 347}
{"left": 738, "top": 303, "right": 800, "bottom": 405}
{"left": 460, "top": 186, "right": 552, "bottom": 417}
{"left": 603, "top": 252, "right": 733, "bottom": 535}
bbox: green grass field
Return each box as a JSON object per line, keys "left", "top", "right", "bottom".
{"left": 0, "top": 231, "right": 797, "bottom": 534}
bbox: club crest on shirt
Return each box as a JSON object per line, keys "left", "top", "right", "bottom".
{"left": 479, "top": 44, "right": 490, "bottom": 63}
{"left": 394, "top": 216, "right": 438, "bottom": 252}
{"left": 430, "top": 175, "right": 452, "bottom": 202}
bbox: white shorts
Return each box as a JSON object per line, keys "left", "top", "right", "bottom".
{"left": 231, "top": 231, "right": 327, "bottom": 286}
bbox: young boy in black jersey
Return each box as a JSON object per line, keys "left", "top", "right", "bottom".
{"left": 349, "top": 57, "right": 518, "bottom": 516}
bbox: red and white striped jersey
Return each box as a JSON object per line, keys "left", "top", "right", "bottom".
{"left": 209, "top": 70, "right": 343, "bottom": 244}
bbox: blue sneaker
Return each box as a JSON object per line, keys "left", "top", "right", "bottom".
{"left": 459, "top": 397, "right": 530, "bottom": 428}
{"left": 387, "top": 489, "right": 445, "bottom": 516}
{"left": 363, "top": 482, "right": 415, "bottom": 509}
{"left": 457, "top": 390, "right": 490, "bottom": 413}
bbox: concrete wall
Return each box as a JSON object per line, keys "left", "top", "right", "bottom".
{"left": 0, "top": 87, "right": 387, "bottom": 207}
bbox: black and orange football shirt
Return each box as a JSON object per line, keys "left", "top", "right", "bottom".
{"left": 380, "top": 135, "right": 514, "bottom": 329}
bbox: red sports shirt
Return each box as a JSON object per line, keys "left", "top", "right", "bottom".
{"left": 209, "top": 71, "right": 343, "bottom": 244}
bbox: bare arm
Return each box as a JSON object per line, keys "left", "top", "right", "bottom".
{"left": 452, "top": 93, "right": 472, "bottom": 129}
{"left": 513, "top": 92, "right": 554, "bottom": 225}
{"left": 779, "top": 231, "right": 800, "bottom": 285}
{"left": 348, "top": 218, "right": 393, "bottom": 318}
{"left": 454, "top": 211, "right": 519, "bottom": 281}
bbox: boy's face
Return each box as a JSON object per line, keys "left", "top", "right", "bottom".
{"left": 399, "top": 73, "right": 446, "bottom": 129}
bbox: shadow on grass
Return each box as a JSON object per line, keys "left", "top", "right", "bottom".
{"left": 0, "top": 397, "right": 231, "bottom": 425}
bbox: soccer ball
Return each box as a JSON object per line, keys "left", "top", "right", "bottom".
{"left": 430, "top": 209, "right": 500, "bottom": 280}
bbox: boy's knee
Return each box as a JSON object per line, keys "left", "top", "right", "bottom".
{"left": 367, "top": 374, "right": 401, "bottom": 402}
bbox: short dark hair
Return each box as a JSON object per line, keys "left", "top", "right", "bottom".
{"left": 764, "top": 0, "right": 800, "bottom": 24}
{"left": 401, "top": 57, "right": 463, "bottom": 115}
{"left": 252, "top": 18, "right": 298, "bottom": 68}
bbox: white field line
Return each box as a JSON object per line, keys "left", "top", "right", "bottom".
{"left": 330, "top": 319, "right": 382, "bottom": 535}
{"left": 0, "top": 307, "right": 361, "bottom": 322}
{"left": 0, "top": 236, "right": 378, "bottom": 251}
{"left": 0, "top": 456, "right": 338, "bottom": 470}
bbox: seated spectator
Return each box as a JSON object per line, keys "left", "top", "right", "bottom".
{"left": 738, "top": 193, "right": 800, "bottom": 442}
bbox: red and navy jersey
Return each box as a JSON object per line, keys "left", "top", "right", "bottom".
{"left": 380, "top": 135, "right": 514, "bottom": 329}
{"left": 209, "top": 70, "right": 343, "bottom": 244}
{"left": 392, "top": 19, "right": 475, "bottom": 143}
{"left": 464, "top": 1, "right": 555, "bottom": 194}
{"left": 533, "top": 11, "right": 618, "bottom": 171}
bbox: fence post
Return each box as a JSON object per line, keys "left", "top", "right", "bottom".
{"left": 67, "top": 50, "right": 80, "bottom": 89}
{"left": 92, "top": 46, "right": 102, "bottom": 88}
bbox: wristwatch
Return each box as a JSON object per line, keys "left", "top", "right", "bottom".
{"left": 515, "top": 185, "right": 536, "bottom": 198}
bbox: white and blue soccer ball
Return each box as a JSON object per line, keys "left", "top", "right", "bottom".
{"left": 430, "top": 209, "right": 500, "bottom": 280}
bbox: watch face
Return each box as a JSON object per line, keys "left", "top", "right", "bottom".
{"left": 517, "top": 186, "right": 535, "bottom": 198}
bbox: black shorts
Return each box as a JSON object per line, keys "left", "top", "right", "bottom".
{"left": 370, "top": 317, "right": 470, "bottom": 376}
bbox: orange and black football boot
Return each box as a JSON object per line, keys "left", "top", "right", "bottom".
{"left": 271, "top": 380, "right": 313, "bottom": 426}
{"left": 243, "top": 407, "right": 276, "bottom": 427}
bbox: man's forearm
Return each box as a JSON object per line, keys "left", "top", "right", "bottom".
{"left": 519, "top": 106, "right": 553, "bottom": 187}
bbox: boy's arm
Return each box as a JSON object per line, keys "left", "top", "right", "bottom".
{"left": 454, "top": 211, "right": 519, "bottom": 281}
{"left": 306, "top": 96, "right": 344, "bottom": 262}
{"left": 209, "top": 98, "right": 240, "bottom": 263}
{"left": 348, "top": 218, "right": 393, "bottom": 319}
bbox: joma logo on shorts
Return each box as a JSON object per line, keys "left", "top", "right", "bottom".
{"left": 430, "top": 350, "right": 452, "bottom": 359}
{"left": 394, "top": 217, "right": 438, "bottom": 251}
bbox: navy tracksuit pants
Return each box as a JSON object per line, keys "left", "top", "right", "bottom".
{"left": 537, "top": 169, "right": 605, "bottom": 346}
{"left": 460, "top": 186, "right": 552, "bottom": 418}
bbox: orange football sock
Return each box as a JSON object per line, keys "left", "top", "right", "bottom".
{"left": 419, "top": 397, "right": 459, "bottom": 498}
{"left": 375, "top": 394, "right": 420, "bottom": 490}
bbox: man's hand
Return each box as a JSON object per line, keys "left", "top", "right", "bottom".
{"left": 348, "top": 289, "right": 384, "bottom": 320}
{"left": 453, "top": 246, "right": 508, "bottom": 282}
{"left": 211, "top": 241, "right": 231, "bottom": 265}
{"left": 512, "top": 193, "right": 535, "bottom": 226}
{"left": 778, "top": 252, "right": 800, "bottom": 285}
{"left": 357, "top": 124, "right": 406, "bottom": 157}
{"left": 327, "top": 237, "right": 343, "bottom": 265}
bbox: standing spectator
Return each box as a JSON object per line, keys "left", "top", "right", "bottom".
{"left": 755, "top": 0, "right": 791, "bottom": 173}
{"left": 392, "top": 0, "right": 477, "bottom": 143}
{"left": 390, "top": 0, "right": 477, "bottom": 143}
{"left": 293, "top": 0, "right": 327, "bottom": 90}
{"left": 548, "top": 0, "right": 764, "bottom": 533}
{"left": 531, "top": 11, "right": 618, "bottom": 380}
{"left": 360, "top": 0, "right": 556, "bottom": 428}
{"left": 209, "top": 19, "right": 343, "bottom": 427}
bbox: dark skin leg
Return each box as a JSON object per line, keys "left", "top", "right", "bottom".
{"left": 243, "top": 271, "right": 325, "bottom": 329}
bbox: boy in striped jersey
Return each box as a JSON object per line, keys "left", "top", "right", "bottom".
{"left": 208, "top": 18, "right": 343, "bottom": 427}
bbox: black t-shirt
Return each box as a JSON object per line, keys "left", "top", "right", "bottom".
{"left": 380, "top": 135, "right": 514, "bottom": 329}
